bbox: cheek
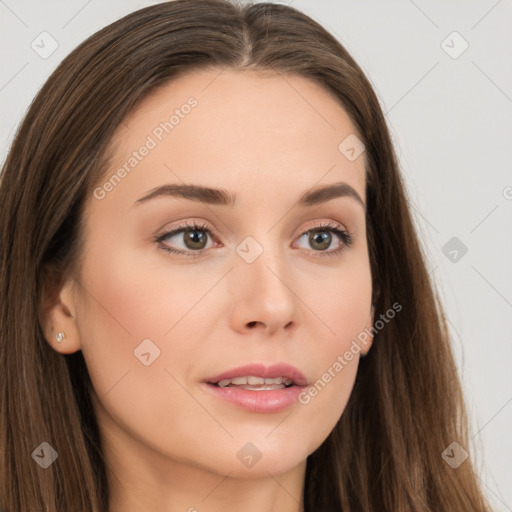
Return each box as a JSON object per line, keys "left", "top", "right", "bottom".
{"left": 307, "top": 251, "right": 373, "bottom": 341}
{"left": 293, "top": 255, "right": 372, "bottom": 437}
{"left": 295, "top": 354, "right": 360, "bottom": 453}
{"left": 80, "top": 246, "right": 218, "bottom": 339}
{"left": 73, "top": 242, "right": 210, "bottom": 411}
{"left": 75, "top": 252, "right": 232, "bottom": 472}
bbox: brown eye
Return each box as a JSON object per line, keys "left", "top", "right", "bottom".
{"left": 294, "top": 222, "right": 353, "bottom": 257}
{"left": 156, "top": 221, "right": 215, "bottom": 256}
{"left": 182, "top": 228, "right": 208, "bottom": 250}
{"left": 308, "top": 230, "right": 332, "bottom": 251}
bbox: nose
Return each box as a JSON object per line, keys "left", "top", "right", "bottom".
{"left": 228, "top": 241, "right": 302, "bottom": 337}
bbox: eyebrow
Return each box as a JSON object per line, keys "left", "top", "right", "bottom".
{"left": 133, "top": 181, "right": 365, "bottom": 210}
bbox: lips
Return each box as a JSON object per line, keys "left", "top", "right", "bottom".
{"left": 202, "top": 363, "right": 309, "bottom": 413}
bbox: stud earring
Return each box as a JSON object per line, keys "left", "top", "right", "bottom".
{"left": 56, "top": 331, "right": 66, "bottom": 343}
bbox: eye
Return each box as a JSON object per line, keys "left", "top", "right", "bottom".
{"left": 294, "top": 221, "right": 353, "bottom": 257}
{"left": 155, "top": 221, "right": 217, "bottom": 257}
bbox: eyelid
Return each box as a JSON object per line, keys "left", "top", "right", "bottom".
{"left": 295, "top": 219, "right": 348, "bottom": 236}
{"left": 155, "top": 218, "right": 216, "bottom": 241}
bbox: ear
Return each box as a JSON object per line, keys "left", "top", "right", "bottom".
{"left": 41, "top": 275, "right": 82, "bottom": 355}
{"left": 359, "top": 302, "right": 375, "bottom": 357}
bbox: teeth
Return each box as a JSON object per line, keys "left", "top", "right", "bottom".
{"left": 216, "top": 376, "right": 294, "bottom": 388}
{"left": 231, "top": 377, "right": 249, "bottom": 385}
{"left": 247, "top": 376, "right": 264, "bottom": 385}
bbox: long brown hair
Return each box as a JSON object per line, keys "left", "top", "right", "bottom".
{"left": 0, "top": 1, "right": 491, "bottom": 510}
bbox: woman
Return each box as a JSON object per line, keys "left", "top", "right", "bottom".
{"left": 0, "top": 0, "right": 491, "bottom": 510}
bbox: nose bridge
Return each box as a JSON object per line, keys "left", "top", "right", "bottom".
{"left": 236, "top": 230, "right": 290, "bottom": 288}
{"left": 229, "top": 231, "right": 300, "bottom": 333}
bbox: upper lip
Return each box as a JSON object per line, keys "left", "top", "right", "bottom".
{"left": 205, "top": 363, "right": 308, "bottom": 387}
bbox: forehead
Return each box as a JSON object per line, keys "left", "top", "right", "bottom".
{"left": 121, "top": 67, "right": 360, "bottom": 133}
{"left": 95, "top": 67, "right": 366, "bottom": 210}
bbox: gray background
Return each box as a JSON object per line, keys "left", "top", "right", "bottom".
{"left": 1, "top": 1, "right": 511, "bottom": 509}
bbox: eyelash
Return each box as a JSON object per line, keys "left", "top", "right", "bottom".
{"left": 154, "top": 220, "right": 353, "bottom": 259}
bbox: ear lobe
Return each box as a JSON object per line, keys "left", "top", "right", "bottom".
{"left": 41, "top": 277, "right": 82, "bottom": 354}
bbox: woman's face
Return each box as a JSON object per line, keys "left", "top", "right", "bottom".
{"left": 53, "top": 68, "right": 373, "bottom": 483}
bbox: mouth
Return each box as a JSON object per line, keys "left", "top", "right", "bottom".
{"left": 211, "top": 375, "right": 295, "bottom": 391}
{"left": 205, "top": 363, "right": 308, "bottom": 389}
{"left": 202, "top": 363, "right": 308, "bottom": 413}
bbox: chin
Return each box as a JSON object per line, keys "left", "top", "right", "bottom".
{"left": 169, "top": 434, "right": 312, "bottom": 480}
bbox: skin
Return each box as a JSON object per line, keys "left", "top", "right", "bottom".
{"left": 43, "top": 68, "right": 374, "bottom": 512}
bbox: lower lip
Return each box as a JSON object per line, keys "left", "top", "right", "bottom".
{"left": 202, "top": 383, "right": 305, "bottom": 413}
